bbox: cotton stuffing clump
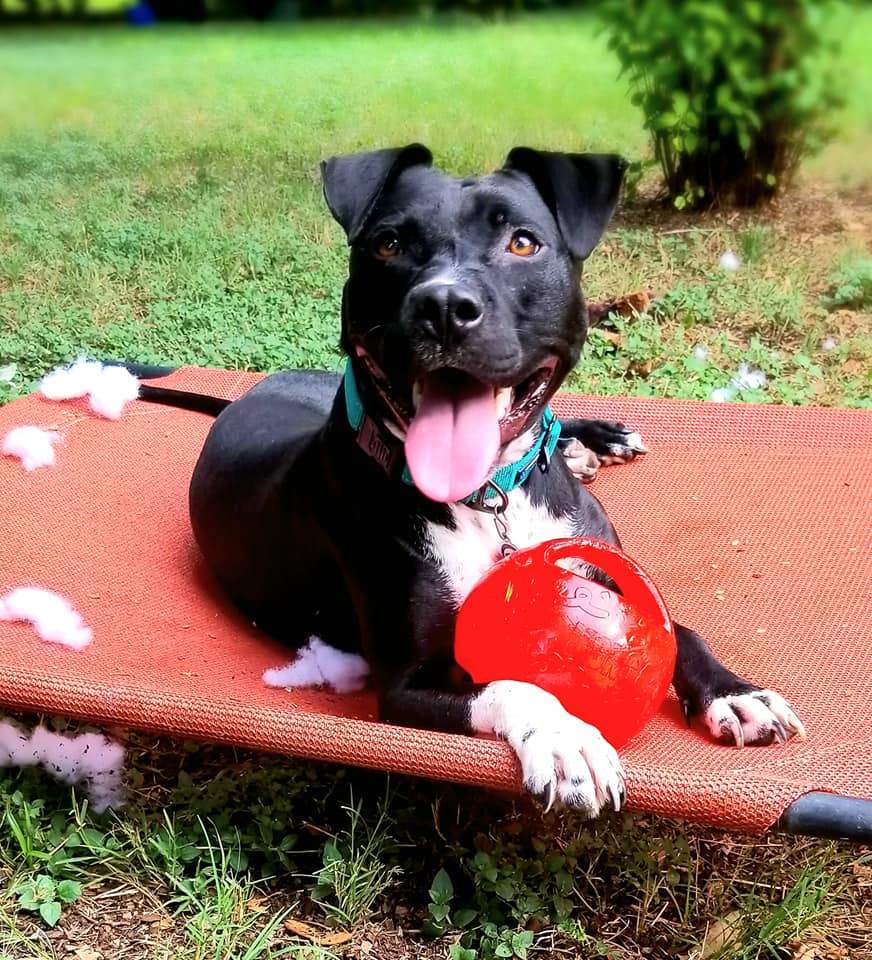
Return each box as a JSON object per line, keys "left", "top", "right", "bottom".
{"left": 0, "top": 719, "right": 124, "bottom": 812}
{"left": 0, "top": 587, "right": 93, "bottom": 650}
{"left": 40, "top": 359, "right": 140, "bottom": 420}
{"left": 2, "top": 426, "right": 61, "bottom": 471}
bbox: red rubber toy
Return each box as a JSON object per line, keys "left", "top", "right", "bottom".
{"left": 455, "top": 538, "right": 677, "bottom": 748}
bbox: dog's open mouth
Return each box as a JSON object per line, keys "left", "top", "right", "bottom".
{"left": 407, "top": 364, "right": 557, "bottom": 502}
{"left": 355, "top": 347, "right": 557, "bottom": 503}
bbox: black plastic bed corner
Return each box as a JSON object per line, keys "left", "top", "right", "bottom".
{"left": 116, "top": 361, "right": 178, "bottom": 379}
{"left": 779, "top": 792, "right": 872, "bottom": 841}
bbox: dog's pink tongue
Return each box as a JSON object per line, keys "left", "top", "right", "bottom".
{"left": 405, "top": 374, "right": 499, "bottom": 503}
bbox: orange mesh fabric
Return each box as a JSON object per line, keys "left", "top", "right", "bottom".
{"left": 1, "top": 367, "right": 870, "bottom": 833}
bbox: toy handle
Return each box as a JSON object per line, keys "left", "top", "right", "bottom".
{"left": 542, "top": 538, "right": 673, "bottom": 633}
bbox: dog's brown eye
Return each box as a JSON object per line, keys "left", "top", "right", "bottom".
{"left": 373, "top": 232, "right": 401, "bottom": 260}
{"left": 508, "top": 231, "right": 540, "bottom": 257}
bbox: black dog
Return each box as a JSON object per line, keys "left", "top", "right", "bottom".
{"left": 141, "top": 145, "right": 804, "bottom": 817}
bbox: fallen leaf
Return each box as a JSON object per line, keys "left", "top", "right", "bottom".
{"left": 599, "top": 329, "right": 624, "bottom": 348}
{"left": 284, "top": 918, "right": 323, "bottom": 940}
{"left": 628, "top": 358, "right": 656, "bottom": 378}
{"left": 72, "top": 948, "right": 102, "bottom": 960}
{"left": 792, "top": 942, "right": 822, "bottom": 960}
{"left": 699, "top": 910, "right": 744, "bottom": 959}
{"left": 284, "top": 918, "right": 352, "bottom": 947}
{"left": 320, "top": 932, "right": 353, "bottom": 947}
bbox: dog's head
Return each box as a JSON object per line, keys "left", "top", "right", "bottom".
{"left": 321, "top": 144, "right": 625, "bottom": 503}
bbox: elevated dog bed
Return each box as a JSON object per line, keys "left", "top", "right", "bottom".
{"left": 1, "top": 367, "right": 870, "bottom": 838}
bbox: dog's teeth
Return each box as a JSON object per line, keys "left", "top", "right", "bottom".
{"left": 412, "top": 380, "right": 423, "bottom": 411}
{"left": 384, "top": 420, "right": 406, "bottom": 441}
{"left": 495, "top": 387, "right": 512, "bottom": 421}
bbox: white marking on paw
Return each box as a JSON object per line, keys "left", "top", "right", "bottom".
{"left": 263, "top": 637, "right": 370, "bottom": 694}
{"left": 309, "top": 638, "right": 371, "bottom": 693}
{"left": 623, "top": 431, "right": 648, "bottom": 454}
{"left": 704, "top": 689, "right": 806, "bottom": 747}
{"left": 470, "top": 680, "right": 625, "bottom": 817}
{"left": 601, "top": 430, "right": 648, "bottom": 463}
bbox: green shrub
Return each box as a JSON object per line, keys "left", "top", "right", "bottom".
{"left": 823, "top": 253, "right": 872, "bottom": 311}
{"left": 597, "top": 0, "right": 843, "bottom": 207}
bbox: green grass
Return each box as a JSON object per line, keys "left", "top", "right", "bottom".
{"left": 3, "top": 0, "right": 124, "bottom": 12}
{"left": 0, "top": 16, "right": 638, "bottom": 395}
{"left": 1, "top": 12, "right": 869, "bottom": 407}
{"left": 0, "top": 741, "right": 866, "bottom": 959}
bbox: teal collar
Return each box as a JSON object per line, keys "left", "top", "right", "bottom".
{"left": 343, "top": 358, "right": 561, "bottom": 505}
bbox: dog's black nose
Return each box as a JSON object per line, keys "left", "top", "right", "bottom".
{"left": 409, "top": 282, "right": 484, "bottom": 343}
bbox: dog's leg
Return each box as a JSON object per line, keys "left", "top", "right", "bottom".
{"left": 673, "top": 624, "right": 806, "bottom": 747}
{"left": 381, "top": 658, "right": 625, "bottom": 817}
{"left": 559, "top": 418, "right": 647, "bottom": 483}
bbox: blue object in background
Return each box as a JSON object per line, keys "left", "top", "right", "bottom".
{"left": 126, "top": 2, "right": 157, "bottom": 26}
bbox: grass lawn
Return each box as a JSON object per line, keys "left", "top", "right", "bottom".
{"left": 1, "top": 12, "right": 870, "bottom": 406}
{"left": 0, "top": 12, "right": 871, "bottom": 960}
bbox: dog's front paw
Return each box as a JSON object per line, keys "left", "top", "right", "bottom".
{"left": 702, "top": 689, "right": 806, "bottom": 747}
{"left": 561, "top": 438, "right": 601, "bottom": 484}
{"left": 470, "top": 681, "right": 625, "bottom": 817}
{"left": 559, "top": 419, "right": 648, "bottom": 483}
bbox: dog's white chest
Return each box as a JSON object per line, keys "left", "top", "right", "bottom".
{"left": 424, "top": 489, "right": 574, "bottom": 605}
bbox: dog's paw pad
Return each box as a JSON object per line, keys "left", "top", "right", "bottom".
{"left": 704, "top": 689, "right": 806, "bottom": 747}
{"left": 561, "top": 438, "right": 600, "bottom": 483}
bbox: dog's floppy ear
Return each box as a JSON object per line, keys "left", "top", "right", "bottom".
{"left": 321, "top": 144, "right": 433, "bottom": 243}
{"left": 504, "top": 147, "right": 626, "bottom": 261}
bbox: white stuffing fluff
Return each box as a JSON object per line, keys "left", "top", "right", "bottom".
{"left": 2, "top": 426, "right": 61, "bottom": 471}
{"left": 40, "top": 359, "right": 140, "bottom": 420}
{"left": 0, "top": 719, "right": 125, "bottom": 813}
{"left": 0, "top": 588, "right": 93, "bottom": 650}
{"left": 87, "top": 364, "right": 141, "bottom": 420}
{"left": 733, "top": 362, "right": 767, "bottom": 391}
{"left": 710, "top": 363, "right": 768, "bottom": 402}
{"left": 264, "top": 637, "right": 370, "bottom": 694}
{"left": 39, "top": 359, "right": 105, "bottom": 400}
{"left": 710, "top": 386, "right": 734, "bottom": 403}
{"left": 719, "top": 249, "right": 741, "bottom": 271}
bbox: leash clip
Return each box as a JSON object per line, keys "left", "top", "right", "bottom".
{"left": 467, "top": 481, "right": 517, "bottom": 556}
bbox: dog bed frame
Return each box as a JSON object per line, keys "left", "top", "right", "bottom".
{"left": 1, "top": 366, "right": 870, "bottom": 839}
